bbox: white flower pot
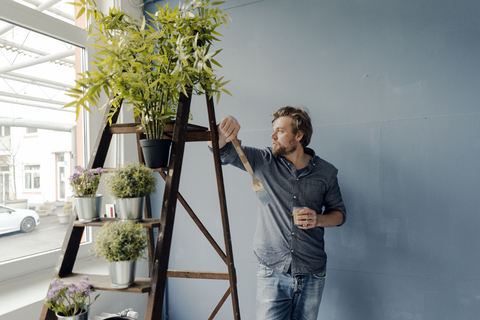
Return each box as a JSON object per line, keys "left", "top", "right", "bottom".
{"left": 55, "top": 308, "right": 88, "bottom": 320}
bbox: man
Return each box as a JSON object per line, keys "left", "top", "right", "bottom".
{"left": 210, "top": 106, "right": 346, "bottom": 320}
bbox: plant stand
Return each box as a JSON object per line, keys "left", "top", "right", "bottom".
{"left": 39, "top": 93, "right": 240, "bottom": 320}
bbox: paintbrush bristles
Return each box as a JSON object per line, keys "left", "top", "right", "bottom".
{"left": 255, "top": 188, "right": 271, "bottom": 205}
{"left": 252, "top": 178, "right": 271, "bottom": 205}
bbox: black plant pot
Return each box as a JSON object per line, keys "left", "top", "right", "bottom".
{"left": 140, "top": 139, "right": 172, "bottom": 168}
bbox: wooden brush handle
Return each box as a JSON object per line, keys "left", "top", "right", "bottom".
{"left": 232, "top": 138, "right": 255, "bottom": 177}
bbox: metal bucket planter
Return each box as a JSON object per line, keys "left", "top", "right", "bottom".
{"left": 116, "top": 197, "right": 145, "bottom": 221}
{"left": 73, "top": 195, "right": 102, "bottom": 222}
{"left": 109, "top": 260, "right": 137, "bottom": 289}
{"left": 56, "top": 308, "right": 89, "bottom": 320}
{"left": 140, "top": 139, "right": 171, "bottom": 168}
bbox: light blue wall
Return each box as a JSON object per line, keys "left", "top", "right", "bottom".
{"left": 146, "top": 0, "right": 480, "bottom": 319}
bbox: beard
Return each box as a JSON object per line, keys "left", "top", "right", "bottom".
{"left": 272, "top": 140, "right": 297, "bottom": 157}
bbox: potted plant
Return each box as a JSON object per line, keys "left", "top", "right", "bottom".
{"left": 104, "top": 161, "right": 157, "bottom": 220}
{"left": 58, "top": 200, "right": 73, "bottom": 224}
{"left": 69, "top": 166, "right": 103, "bottom": 222}
{"left": 44, "top": 276, "right": 99, "bottom": 320}
{"left": 94, "top": 220, "right": 148, "bottom": 289}
{"left": 66, "top": 0, "right": 231, "bottom": 168}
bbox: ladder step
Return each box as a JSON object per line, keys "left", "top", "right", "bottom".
{"left": 167, "top": 270, "right": 230, "bottom": 280}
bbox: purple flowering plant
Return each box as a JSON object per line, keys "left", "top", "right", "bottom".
{"left": 69, "top": 166, "right": 102, "bottom": 197}
{"left": 44, "top": 276, "right": 99, "bottom": 316}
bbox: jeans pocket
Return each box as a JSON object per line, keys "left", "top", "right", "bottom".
{"left": 312, "top": 268, "right": 326, "bottom": 280}
{"left": 257, "top": 264, "right": 274, "bottom": 278}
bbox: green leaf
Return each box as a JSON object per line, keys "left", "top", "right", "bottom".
{"left": 221, "top": 88, "right": 232, "bottom": 96}
{"left": 63, "top": 100, "right": 78, "bottom": 109}
{"left": 210, "top": 58, "right": 222, "bottom": 68}
{"left": 76, "top": 7, "right": 85, "bottom": 19}
{"left": 66, "top": 2, "right": 82, "bottom": 7}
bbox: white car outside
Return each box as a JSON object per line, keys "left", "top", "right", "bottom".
{"left": 0, "top": 205, "right": 40, "bottom": 235}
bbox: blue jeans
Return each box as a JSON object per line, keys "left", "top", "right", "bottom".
{"left": 256, "top": 264, "right": 326, "bottom": 320}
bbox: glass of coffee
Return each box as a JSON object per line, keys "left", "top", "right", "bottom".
{"left": 293, "top": 206, "right": 308, "bottom": 226}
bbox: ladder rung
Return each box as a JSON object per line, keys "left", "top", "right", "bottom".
{"left": 167, "top": 270, "right": 230, "bottom": 280}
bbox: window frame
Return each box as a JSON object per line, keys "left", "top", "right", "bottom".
{"left": 0, "top": 0, "right": 94, "bottom": 283}
{"left": 24, "top": 164, "right": 41, "bottom": 190}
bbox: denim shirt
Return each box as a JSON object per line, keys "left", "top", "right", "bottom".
{"left": 218, "top": 141, "right": 346, "bottom": 276}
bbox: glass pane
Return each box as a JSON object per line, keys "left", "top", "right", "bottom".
{"left": 0, "top": 17, "right": 83, "bottom": 263}
{"left": 0, "top": 20, "right": 77, "bottom": 126}
{"left": 25, "top": 172, "right": 31, "bottom": 188}
{"left": 33, "top": 172, "right": 40, "bottom": 188}
{"left": 59, "top": 166, "right": 65, "bottom": 198}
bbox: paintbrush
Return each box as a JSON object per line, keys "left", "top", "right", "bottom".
{"left": 231, "top": 138, "right": 271, "bottom": 205}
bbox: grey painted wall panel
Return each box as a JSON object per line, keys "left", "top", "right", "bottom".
{"left": 146, "top": 0, "right": 480, "bottom": 319}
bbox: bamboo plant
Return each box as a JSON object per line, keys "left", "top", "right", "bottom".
{"left": 66, "top": 0, "right": 231, "bottom": 139}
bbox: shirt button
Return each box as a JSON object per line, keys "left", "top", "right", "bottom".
{"left": 293, "top": 196, "right": 297, "bottom": 199}
{"left": 291, "top": 250, "right": 294, "bottom": 252}
{"left": 292, "top": 232, "right": 294, "bottom": 235}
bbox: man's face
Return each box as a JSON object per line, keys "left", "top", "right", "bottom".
{"left": 270, "top": 116, "right": 302, "bottom": 157}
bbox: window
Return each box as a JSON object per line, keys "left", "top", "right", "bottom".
{"left": 25, "top": 128, "right": 38, "bottom": 134}
{"left": 0, "top": 0, "right": 92, "bottom": 282}
{"left": 24, "top": 164, "right": 40, "bottom": 190}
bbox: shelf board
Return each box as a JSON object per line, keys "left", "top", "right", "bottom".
{"left": 62, "top": 273, "right": 151, "bottom": 293}
{"left": 107, "top": 122, "right": 211, "bottom": 142}
{"left": 74, "top": 218, "right": 161, "bottom": 228}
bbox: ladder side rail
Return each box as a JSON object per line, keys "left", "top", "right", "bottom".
{"left": 145, "top": 91, "right": 193, "bottom": 319}
{"left": 205, "top": 95, "right": 241, "bottom": 320}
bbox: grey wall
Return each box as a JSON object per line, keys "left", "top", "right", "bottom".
{"left": 145, "top": 0, "right": 480, "bottom": 319}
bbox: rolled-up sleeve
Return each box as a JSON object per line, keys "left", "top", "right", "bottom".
{"left": 323, "top": 175, "right": 347, "bottom": 226}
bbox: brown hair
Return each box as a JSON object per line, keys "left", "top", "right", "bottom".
{"left": 271, "top": 106, "right": 313, "bottom": 147}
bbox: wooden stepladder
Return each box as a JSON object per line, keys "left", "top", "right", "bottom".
{"left": 39, "top": 92, "right": 240, "bottom": 320}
